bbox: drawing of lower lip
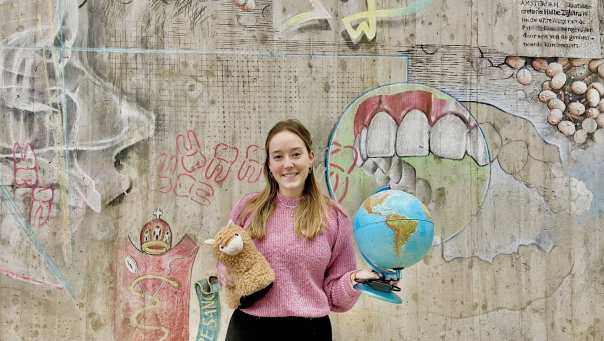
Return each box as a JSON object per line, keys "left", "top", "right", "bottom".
{"left": 327, "top": 84, "right": 492, "bottom": 244}
{"left": 143, "top": 241, "right": 170, "bottom": 255}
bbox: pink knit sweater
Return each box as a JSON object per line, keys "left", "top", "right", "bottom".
{"left": 218, "top": 192, "right": 360, "bottom": 318}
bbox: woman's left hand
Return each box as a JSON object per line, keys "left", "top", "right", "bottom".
{"left": 351, "top": 269, "right": 378, "bottom": 283}
{"left": 350, "top": 269, "right": 400, "bottom": 287}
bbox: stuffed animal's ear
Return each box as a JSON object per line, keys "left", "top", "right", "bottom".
{"left": 203, "top": 239, "right": 215, "bottom": 245}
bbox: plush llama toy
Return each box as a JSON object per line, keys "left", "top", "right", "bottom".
{"left": 204, "top": 224, "right": 274, "bottom": 308}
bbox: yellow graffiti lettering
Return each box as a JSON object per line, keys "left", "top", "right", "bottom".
{"left": 342, "top": 0, "right": 434, "bottom": 43}
{"left": 280, "top": 0, "right": 333, "bottom": 32}
{"left": 342, "top": 0, "right": 377, "bottom": 43}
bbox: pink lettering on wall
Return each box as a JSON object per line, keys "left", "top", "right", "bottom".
{"left": 11, "top": 143, "right": 54, "bottom": 227}
{"left": 176, "top": 130, "right": 207, "bottom": 173}
{"left": 237, "top": 145, "right": 263, "bottom": 183}
{"left": 12, "top": 143, "right": 38, "bottom": 188}
{"left": 174, "top": 173, "right": 214, "bottom": 207}
{"left": 157, "top": 152, "right": 178, "bottom": 194}
{"left": 328, "top": 141, "right": 358, "bottom": 203}
{"left": 205, "top": 143, "right": 239, "bottom": 186}
{"left": 154, "top": 130, "right": 263, "bottom": 206}
{"left": 30, "top": 187, "right": 54, "bottom": 227}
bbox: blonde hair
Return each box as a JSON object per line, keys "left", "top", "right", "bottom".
{"left": 241, "top": 119, "right": 330, "bottom": 240}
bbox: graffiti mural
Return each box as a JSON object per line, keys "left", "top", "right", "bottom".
{"left": 326, "top": 83, "right": 492, "bottom": 245}
{"left": 0, "top": 0, "right": 154, "bottom": 302}
{"left": 326, "top": 82, "right": 594, "bottom": 259}
{"left": 1, "top": 0, "right": 603, "bottom": 339}
{"left": 505, "top": 56, "right": 604, "bottom": 144}
{"left": 115, "top": 209, "right": 199, "bottom": 341}
{"left": 154, "top": 129, "right": 263, "bottom": 207}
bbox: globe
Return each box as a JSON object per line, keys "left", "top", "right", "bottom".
{"left": 354, "top": 189, "right": 434, "bottom": 270}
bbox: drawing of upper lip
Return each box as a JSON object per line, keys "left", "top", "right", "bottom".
{"left": 353, "top": 89, "right": 490, "bottom": 167}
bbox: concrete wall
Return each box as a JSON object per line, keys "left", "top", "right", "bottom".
{"left": 1, "top": 0, "right": 602, "bottom": 340}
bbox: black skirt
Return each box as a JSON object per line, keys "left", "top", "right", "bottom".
{"left": 225, "top": 309, "right": 332, "bottom": 341}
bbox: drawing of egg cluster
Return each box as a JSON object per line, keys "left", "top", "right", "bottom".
{"left": 506, "top": 56, "right": 604, "bottom": 144}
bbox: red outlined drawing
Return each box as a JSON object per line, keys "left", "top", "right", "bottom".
{"left": 237, "top": 145, "right": 263, "bottom": 183}
{"left": 155, "top": 130, "right": 262, "bottom": 206}
{"left": 174, "top": 174, "right": 214, "bottom": 207}
{"left": 157, "top": 152, "right": 178, "bottom": 193}
{"left": 176, "top": 130, "right": 207, "bottom": 173}
{"left": 204, "top": 144, "right": 239, "bottom": 186}
{"left": 328, "top": 142, "right": 358, "bottom": 203}
{"left": 115, "top": 236, "right": 199, "bottom": 341}
{"left": 30, "top": 187, "right": 54, "bottom": 227}
{"left": 12, "top": 143, "right": 38, "bottom": 188}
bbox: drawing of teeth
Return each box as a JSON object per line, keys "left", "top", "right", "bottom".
{"left": 396, "top": 109, "right": 430, "bottom": 157}
{"left": 352, "top": 88, "right": 490, "bottom": 210}
{"left": 327, "top": 84, "right": 492, "bottom": 246}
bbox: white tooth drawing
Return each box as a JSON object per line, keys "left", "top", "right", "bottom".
{"left": 359, "top": 127, "right": 368, "bottom": 162}
{"left": 388, "top": 157, "right": 403, "bottom": 184}
{"left": 374, "top": 167, "right": 389, "bottom": 187}
{"left": 415, "top": 178, "right": 432, "bottom": 205}
{"left": 389, "top": 159, "right": 416, "bottom": 194}
{"left": 361, "top": 158, "right": 378, "bottom": 176}
{"left": 374, "top": 157, "right": 391, "bottom": 175}
{"left": 430, "top": 114, "right": 468, "bottom": 159}
{"left": 466, "top": 125, "right": 490, "bottom": 166}
{"left": 396, "top": 109, "right": 430, "bottom": 157}
{"left": 442, "top": 100, "right": 472, "bottom": 124}
{"left": 366, "top": 112, "right": 396, "bottom": 158}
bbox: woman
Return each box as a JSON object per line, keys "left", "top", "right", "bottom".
{"left": 221, "top": 119, "right": 381, "bottom": 341}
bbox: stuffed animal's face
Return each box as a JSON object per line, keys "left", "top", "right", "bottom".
{"left": 204, "top": 224, "right": 250, "bottom": 257}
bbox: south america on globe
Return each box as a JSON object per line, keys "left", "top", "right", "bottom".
{"left": 354, "top": 189, "right": 434, "bottom": 271}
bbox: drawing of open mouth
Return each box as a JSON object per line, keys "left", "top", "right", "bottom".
{"left": 326, "top": 84, "right": 491, "bottom": 244}
{"left": 142, "top": 241, "right": 170, "bottom": 255}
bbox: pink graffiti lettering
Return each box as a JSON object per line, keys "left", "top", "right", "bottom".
{"left": 12, "top": 143, "right": 38, "bottom": 188}
{"left": 174, "top": 174, "right": 214, "bottom": 207}
{"left": 204, "top": 144, "right": 239, "bottom": 186}
{"left": 176, "top": 130, "right": 207, "bottom": 173}
{"left": 329, "top": 142, "right": 358, "bottom": 203}
{"left": 155, "top": 130, "right": 263, "bottom": 206}
{"left": 30, "top": 187, "right": 54, "bottom": 227}
{"left": 237, "top": 145, "right": 263, "bottom": 183}
{"left": 157, "top": 152, "right": 178, "bottom": 193}
{"left": 233, "top": 0, "right": 255, "bottom": 11}
{"left": 11, "top": 143, "right": 55, "bottom": 227}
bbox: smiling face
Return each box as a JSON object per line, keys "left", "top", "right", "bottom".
{"left": 267, "top": 130, "right": 315, "bottom": 198}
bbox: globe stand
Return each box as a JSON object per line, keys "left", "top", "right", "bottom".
{"left": 353, "top": 269, "right": 402, "bottom": 304}
{"left": 353, "top": 188, "right": 434, "bottom": 305}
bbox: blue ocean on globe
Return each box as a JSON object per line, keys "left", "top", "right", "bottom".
{"left": 354, "top": 189, "right": 434, "bottom": 270}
